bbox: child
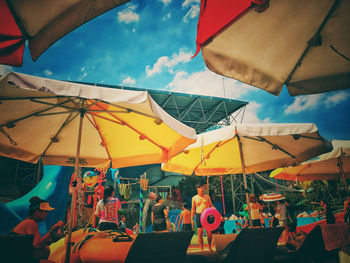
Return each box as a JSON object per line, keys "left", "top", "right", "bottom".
{"left": 119, "top": 215, "right": 126, "bottom": 233}
{"left": 178, "top": 202, "right": 192, "bottom": 231}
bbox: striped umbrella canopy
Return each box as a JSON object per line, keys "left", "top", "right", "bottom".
{"left": 261, "top": 193, "right": 285, "bottom": 202}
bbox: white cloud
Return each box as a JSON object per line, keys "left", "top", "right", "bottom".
{"left": 324, "top": 91, "right": 350, "bottom": 108}
{"left": 159, "top": 0, "right": 171, "bottom": 5}
{"left": 165, "top": 69, "right": 253, "bottom": 98}
{"left": 284, "top": 94, "right": 323, "bottom": 114}
{"left": 183, "top": 4, "right": 200, "bottom": 22}
{"left": 0, "top": 65, "right": 12, "bottom": 76}
{"left": 78, "top": 72, "right": 87, "bottom": 81}
{"left": 145, "top": 50, "right": 192, "bottom": 76}
{"left": 182, "top": 0, "right": 200, "bottom": 8}
{"left": 118, "top": 4, "right": 139, "bottom": 24}
{"left": 123, "top": 76, "right": 136, "bottom": 85}
{"left": 44, "top": 69, "right": 53, "bottom": 76}
{"left": 241, "top": 102, "right": 270, "bottom": 123}
{"left": 163, "top": 13, "right": 171, "bottom": 21}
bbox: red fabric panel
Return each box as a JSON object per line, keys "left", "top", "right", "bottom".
{"left": 193, "top": 0, "right": 268, "bottom": 58}
{"left": 0, "top": 0, "right": 25, "bottom": 66}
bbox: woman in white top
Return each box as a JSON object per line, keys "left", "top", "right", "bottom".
{"left": 95, "top": 185, "right": 121, "bottom": 231}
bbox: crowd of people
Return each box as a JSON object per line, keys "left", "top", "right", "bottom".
{"left": 11, "top": 186, "right": 349, "bottom": 260}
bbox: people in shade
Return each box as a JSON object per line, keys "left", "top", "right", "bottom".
{"left": 320, "top": 199, "right": 335, "bottom": 224}
{"left": 343, "top": 194, "right": 350, "bottom": 225}
{"left": 191, "top": 183, "right": 214, "bottom": 251}
{"left": 275, "top": 200, "right": 289, "bottom": 227}
{"left": 95, "top": 185, "right": 121, "bottom": 231}
{"left": 177, "top": 202, "right": 192, "bottom": 231}
{"left": 133, "top": 222, "right": 140, "bottom": 235}
{"left": 119, "top": 215, "right": 126, "bottom": 233}
{"left": 151, "top": 194, "right": 168, "bottom": 232}
{"left": 212, "top": 212, "right": 226, "bottom": 234}
{"left": 245, "top": 194, "right": 262, "bottom": 227}
{"left": 11, "top": 196, "right": 64, "bottom": 263}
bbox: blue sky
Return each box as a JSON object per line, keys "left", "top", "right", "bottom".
{"left": 1, "top": 0, "right": 349, "bottom": 141}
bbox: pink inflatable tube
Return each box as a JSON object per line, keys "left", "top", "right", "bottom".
{"left": 200, "top": 208, "right": 221, "bottom": 231}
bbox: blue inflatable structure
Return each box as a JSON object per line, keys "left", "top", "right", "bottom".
{"left": 1, "top": 165, "right": 72, "bottom": 235}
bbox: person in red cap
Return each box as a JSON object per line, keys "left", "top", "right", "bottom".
{"left": 12, "top": 196, "right": 63, "bottom": 263}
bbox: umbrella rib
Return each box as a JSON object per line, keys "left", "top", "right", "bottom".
{"left": 92, "top": 103, "right": 169, "bottom": 156}
{"left": 285, "top": 0, "right": 341, "bottom": 85}
{"left": 100, "top": 100, "right": 157, "bottom": 120}
{"left": 0, "top": 95, "right": 65, "bottom": 101}
{"left": 193, "top": 139, "right": 232, "bottom": 171}
{"left": 85, "top": 113, "right": 113, "bottom": 161}
{"left": 40, "top": 112, "right": 79, "bottom": 157}
{"left": 30, "top": 98, "right": 79, "bottom": 112}
{"left": 244, "top": 136, "right": 296, "bottom": 158}
{"left": 0, "top": 127, "right": 17, "bottom": 145}
{"left": 0, "top": 99, "right": 73, "bottom": 128}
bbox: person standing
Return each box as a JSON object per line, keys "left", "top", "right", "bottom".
{"left": 151, "top": 194, "right": 168, "bottom": 232}
{"left": 119, "top": 215, "right": 127, "bottom": 233}
{"left": 275, "top": 200, "right": 289, "bottom": 227}
{"left": 12, "top": 196, "right": 63, "bottom": 263}
{"left": 177, "top": 202, "right": 192, "bottom": 231}
{"left": 95, "top": 185, "right": 121, "bottom": 230}
{"left": 320, "top": 199, "right": 335, "bottom": 224}
{"left": 245, "top": 194, "right": 262, "bottom": 227}
{"left": 191, "top": 183, "right": 214, "bottom": 251}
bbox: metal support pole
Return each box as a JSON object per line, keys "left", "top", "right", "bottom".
{"left": 230, "top": 174, "right": 236, "bottom": 214}
{"left": 65, "top": 110, "right": 84, "bottom": 263}
{"left": 236, "top": 129, "right": 252, "bottom": 227}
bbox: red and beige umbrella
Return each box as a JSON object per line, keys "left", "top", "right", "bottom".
{"left": 193, "top": 0, "right": 350, "bottom": 96}
{"left": 270, "top": 140, "right": 350, "bottom": 188}
{"left": 0, "top": 72, "right": 196, "bottom": 262}
{"left": 0, "top": 0, "right": 130, "bottom": 66}
{"left": 162, "top": 123, "right": 332, "bottom": 225}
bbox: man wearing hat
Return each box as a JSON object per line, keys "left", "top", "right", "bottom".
{"left": 12, "top": 196, "right": 64, "bottom": 262}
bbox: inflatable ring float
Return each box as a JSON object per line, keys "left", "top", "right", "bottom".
{"left": 200, "top": 208, "right": 221, "bottom": 232}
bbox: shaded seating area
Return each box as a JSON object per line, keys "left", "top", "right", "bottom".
{"left": 186, "top": 227, "right": 284, "bottom": 263}
{"left": 124, "top": 231, "right": 194, "bottom": 263}
{"left": 0, "top": 234, "right": 35, "bottom": 263}
{"left": 276, "top": 224, "right": 350, "bottom": 263}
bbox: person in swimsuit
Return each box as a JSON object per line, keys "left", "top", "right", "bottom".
{"left": 191, "top": 183, "right": 214, "bottom": 251}
{"left": 178, "top": 202, "right": 191, "bottom": 231}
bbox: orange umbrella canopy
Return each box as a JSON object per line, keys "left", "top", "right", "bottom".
{"left": 194, "top": 0, "right": 350, "bottom": 96}
{"left": 0, "top": 72, "right": 197, "bottom": 169}
{"left": 270, "top": 140, "right": 350, "bottom": 181}
{"left": 162, "top": 123, "right": 332, "bottom": 176}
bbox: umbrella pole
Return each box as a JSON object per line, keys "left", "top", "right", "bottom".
{"left": 236, "top": 131, "right": 253, "bottom": 227}
{"left": 65, "top": 111, "right": 84, "bottom": 263}
{"left": 220, "top": 175, "right": 226, "bottom": 214}
{"left": 338, "top": 157, "right": 348, "bottom": 192}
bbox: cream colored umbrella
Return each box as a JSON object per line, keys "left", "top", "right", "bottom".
{"left": 162, "top": 123, "right": 332, "bottom": 225}
{"left": 270, "top": 140, "right": 350, "bottom": 187}
{"left": 0, "top": 0, "right": 131, "bottom": 66}
{"left": 194, "top": 0, "right": 350, "bottom": 96}
{"left": 0, "top": 72, "right": 196, "bottom": 262}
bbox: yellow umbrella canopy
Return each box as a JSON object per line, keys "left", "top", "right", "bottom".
{"left": 0, "top": 71, "right": 197, "bottom": 262}
{"left": 270, "top": 140, "right": 350, "bottom": 182}
{"left": 162, "top": 123, "right": 332, "bottom": 176}
{"left": 0, "top": 72, "right": 197, "bottom": 168}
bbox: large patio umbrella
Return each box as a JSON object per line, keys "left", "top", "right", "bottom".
{"left": 0, "top": 72, "right": 196, "bottom": 262}
{"left": 0, "top": 0, "right": 130, "bottom": 66}
{"left": 193, "top": 0, "right": 350, "bottom": 96}
{"left": 162, "top": 123, "right": 332, "bottom": 225}
{"left": 270, "top": 140, "right": 350, "bottom": 187}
